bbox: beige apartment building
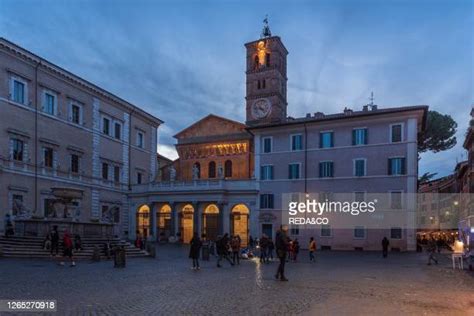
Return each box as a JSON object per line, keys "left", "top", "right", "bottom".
{"left": 0, "top": 38, "right": 162, "bottom": 239}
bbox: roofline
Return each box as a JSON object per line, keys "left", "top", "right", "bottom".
{"left": 0, "top": 37, "right": 163, "bottom": 125}
{"left": 173, "top": 114, "right": 247, "bottom": 138}
{"left": 247, "top": 106, "right": 429, "bottom": 131}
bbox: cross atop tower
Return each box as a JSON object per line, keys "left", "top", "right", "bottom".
{"left": 261, "top": 15, "right": 272, "bottom": 38}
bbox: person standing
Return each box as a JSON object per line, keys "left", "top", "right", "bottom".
{"left": 293, "top": 238, "right": 300, "bottom": 262}
{"left": 309, "top": 237, "right": 316, "bottom": 262}
{"left": 259, "top": 234, "right": 269, "bottom": 263}
{"left": 427, "top": 237, "right": 438, "bottom": 265}
{"left": 50, "top": 226, "right": 59, "bottom": 257}
{"left": 216, "top": 233, "right": 234, "bottom": 268}
{"left": 382, "top": 237, "right": 389, "bottom": 258}
{"left": 267, "top": 238, "right": 274, "bottom": 262}
{"left": 60, "top": 231, "right": 75, "bottom": 267}
{"left": 231, "top": 235, "right": 241, "bottom": 265}
{"left": 189, "top": 232, "right": 202, "bottom": 270}
{"left": 275, "top": 226, "right": 289, "bottom": 281}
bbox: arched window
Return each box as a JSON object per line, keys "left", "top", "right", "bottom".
{"left": 208, "top": 161, "right": 216, "bottom": 178}
{"left": 254, "top": 55, "right": 259, "bottom": 69}
{"left": 265, "top": 53, "right": 271, "bottom": 67}
{"left": 193, "top": 162, "right": 201, "bottom": 179}
{"left": 224, "top": 160, "right": 232, "bottom": 178}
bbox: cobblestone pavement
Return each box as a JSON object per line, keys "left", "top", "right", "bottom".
{"left": 0, "top": 245, "right": 473, "bottom": 315}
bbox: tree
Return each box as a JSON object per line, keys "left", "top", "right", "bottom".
{"left": 418, "top": 111, "right": 457, "bottom": 154}
{"left": 418, "top": 172, "right": 438, "bottom": 184}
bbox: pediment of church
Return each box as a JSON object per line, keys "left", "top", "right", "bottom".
{"left": 174, "top": 114, "right": 248, "bottom": 140}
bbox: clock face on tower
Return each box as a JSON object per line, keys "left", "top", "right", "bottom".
{"left": 251, "top": 98, "right": 272, "bottom": 119}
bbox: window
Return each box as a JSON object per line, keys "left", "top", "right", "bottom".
{"left": 43, "top": 147, "right": 53, "bottom": 168}
{"left": 102, "top": 162, "right": 109, "bottom": 180}
{"left": 257, "top": 80, "right": 261, "bottom": 89}
{"left": 265, "top": 53, "right": 271, "bottom": 67}
{"left": 137, "top": 172, "right": 142, "bottom": 184}
{"left": 260, "top": 194, "right": 274, "bottom": 209}
{"left": 288, "top": 163, "right": 300, "bottom": 179}
{"left": 12, "top": 79, "right": 26, "bottom": 104}
{"left": 390, "top": 227, "right": 402, "bottom": 239}
{"left": 113, "top": 207, "right": 120, "bottom": 223}
{"left": 291, "top": 134, "right": 303, "bottom": 151}
{"left": 114, "top": 166, "right": 120, "bottom": 182}
{"left": 319, "top": 161, "right": 334, "bottom": 178}
{"left": 71, "top": 104, "right": 81, "bottom": 124}
{"left": 12, "top": 194, "right": 23, "bottom": 216}
{"left": 320, "top": 131, "right": 333, "bottom": 148}
{"left": 102, "top": 117, "right": 110, "bottom": 135}
{"left": 354, "top": 226, "right": 366, "bottom": 239}
{"left": 290, "top": 226, "right": 299, "bottom": 235}
{"left": 224, "top": 160, "right": 232, "bottom": 178}
{"left": 208, "top": 161, "right": 216, "bottom": 178}
{"left": 388, "top": 157, "right": 406, "bottom": 175}
{"left": 390, "top": 191, "right": 403, "bottom": 209}
{"left": 261, "top": 165, "right": 274, "bottom": 180}
{"left": 12, "top": 139, "right": 24, "bottom": 161}
{"left": 44, "top": 198, "right": 55, "bottom": 217}
{"left": 354, "top": 159, "right": 366, "bottom": 177}
{"left": 262, "top": 137, "right": 272, "bottom": 153}
{"left": 114, "top": 122, "right": 122, "bottom": 140}
{"left": 254, "top": 55, "right": 259, "bottom": 69}
{"left": 262, "top": 79, "right": 266, "bottom": 89}
{"left": 321, "top": 224, "right": 331, "bottom": 237}
{"left": 352, "top": 128, "right": 368, "bottom": 145}
{"left": 391, "top": 124, "right": 403, "bottom": 143}
{"left": 71, "top": 154, "right": 79, "bottom": 173}
{"left": 43, "top": 91, "right": 56, "bottom": 115}
{"left": 137, "top": 131, "right": 144, "bottom": 148}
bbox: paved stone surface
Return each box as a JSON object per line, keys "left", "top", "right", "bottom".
{"left": 0, "top": 245, "right": 473, "bottom": 315}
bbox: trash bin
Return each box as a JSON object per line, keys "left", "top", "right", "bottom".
{"left": 114, "top": 246, "right": 126, "bottom": 268}
{"left": 202, "top": 240, "right": 210, "bottom": 261}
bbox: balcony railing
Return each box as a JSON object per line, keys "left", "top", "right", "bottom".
{"left": 131, "top": 179, "right": 258, "bottom": 193}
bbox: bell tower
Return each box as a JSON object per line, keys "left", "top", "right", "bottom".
{"left": 245, "top": 17, "right": 288, "bottom": 125}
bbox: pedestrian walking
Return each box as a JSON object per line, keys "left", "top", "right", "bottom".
{"left": 60, "top": 231, "right": 75, "bottom": 267}
{"left": 382, "top": 237, "right": 389, "bottom": 258}
{"left": 427, "top": 238, "right": 438, "bottom": 265}
{"left": 267, "top": 238, "right": 274, "bottom": 261}
{"left": 231, "top": 235, "right": 241, "bottom": 265}
{"left": 216, "top": 234, "right": 234, "bottom": 268}
{"left": 189, "top": 232, "right": 202, "bottom": 270}
{"left": 309, "top": 237, "right": 316, "bottom": 262}
{"left": 275, "top": 225, "right": 289, "bottom": 281}
{"left": 292, "top": 238, "right": 300, "bottom": 262}
{"left": 259, "top": 234, "right": 269, "bottom": 263}
{"left": 50, "top": 226, "right": 60, "bottom": 257}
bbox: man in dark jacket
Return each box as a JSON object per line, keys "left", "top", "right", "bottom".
{"left": 189, "top": 232, "right": 202, "bottom": 270}
{"left": 216, "top": 233, "right": 234, "bottom": 268}
{"left": 275, "top": 225, "right": 289, "bottom": 281}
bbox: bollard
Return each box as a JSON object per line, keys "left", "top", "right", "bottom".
{"left": 114, "top": 246, "right": 126, "bottom": 268}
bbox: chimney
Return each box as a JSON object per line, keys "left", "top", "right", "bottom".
{"left": 314, "top": 112, "right": 324, "bottom": 118}
{"left": 343, "top": 107, "right": 353, "bottom": 115}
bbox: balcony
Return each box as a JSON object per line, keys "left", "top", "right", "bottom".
{"left": 131, "top": 179, "right": 258, "bottom": 194}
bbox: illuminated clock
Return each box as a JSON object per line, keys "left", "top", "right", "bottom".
{"left": 252, "top": 98, "right": 271, "bottom": 119}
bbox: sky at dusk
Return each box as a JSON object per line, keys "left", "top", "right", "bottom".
{"left": 1, "top": 0, "right": 472, "bottom": 178}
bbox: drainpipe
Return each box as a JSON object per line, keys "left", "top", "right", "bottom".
{"left": 128, "top": 109, "right": 135, "bottom": 191}
{"left": 34, "top": 60, "right": 41, "bottom": 215}
{"left": 304, "top": 123, "right": 308, "bottom": 194}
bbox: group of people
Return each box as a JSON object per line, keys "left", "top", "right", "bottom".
{"left": 42, "top": 226, "right": 76, "bottom": 267}
{"left": 189, "top": 233, "right": 243, "bottom": 270}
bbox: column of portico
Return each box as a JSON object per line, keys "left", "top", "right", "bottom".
{"left": 193, "top": 202, "right": 201, "bottom": 237}
{"left": 150, "top": 202, "right": 157, "bottom": 241}
{"left": 220, "top": 202, "right": 230, "bottom": 235}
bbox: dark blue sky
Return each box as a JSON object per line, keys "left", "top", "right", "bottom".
{"left": 1, "top": 0, "right": 472, "bottom": 177}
